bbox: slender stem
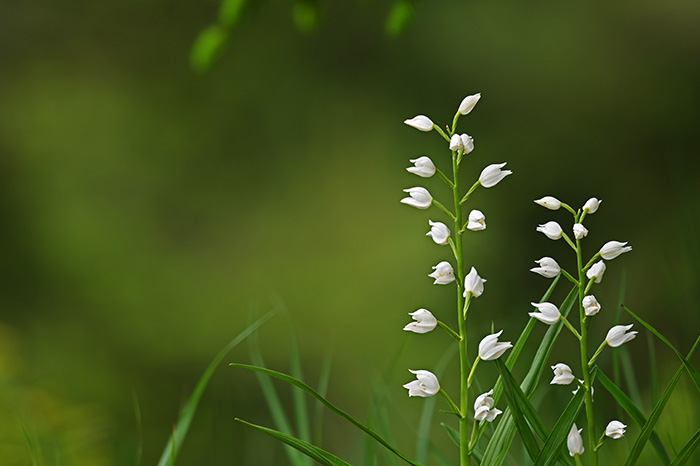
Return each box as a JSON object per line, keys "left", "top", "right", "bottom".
{"left": 560, "top": 268, "right": 580, "bottom": 286}
{"left": 452, "top": 111, "right": 461, "bottom": 135}
{"left": 562, "top": 232, "right": 577, "bottom": 251}
{"left": 462, "top": 292, "right": 472, "bottom": 320}
{"left": 574, "top": 454, "right": 584, "bottom": 466}
{"left": 434, "top": 125, "right": 451, "bottom": 142}
{"left": 439, "top": 388, "right": 462, "bottom": 417}
{"left": 452, "top": 141, "right": 470, "bottom": 466}
{"left": 584, "top": 277, "right": 596, "bottom": 295}
{"left": 448, "top": 237, "right": 459, "bottom": 263}
{"left": 467, "top": 419, "right": 479, "bottom": 452}
{"left": 588, "top": 341, "right": 608, "bottom": 367}
{"left": 576, "top": 236, "right": 598, "bottom": 466}
{"left": 436, "top": 168, "right": 455, "bottom": 189}
{"left": 561, "top": 316, "right": 582, "bottom": 341}
{"left": 561, "top": 202, "right": 577, "bottom": 217}
{"left": 583, "top": 252, "right": 601, "bottom": 272}
{"left": 594, "top": 432, "right": 607, "bottom": 451}
{"left": 432, "top": 199, "right": 456, "bottom": 222}
{"left": 437, "top": 320, "right": 461, "bottom": 341}
{"left": 467, "top": 356, "right": 481, "bottom": 388}
{"left": 459, "top": 180, "right": 480, "bottom": 205}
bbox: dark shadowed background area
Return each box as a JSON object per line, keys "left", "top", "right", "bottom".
{"left": 1, "top": 0, "right": 699, "bottom": 464}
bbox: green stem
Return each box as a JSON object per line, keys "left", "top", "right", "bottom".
{"left": 439, "top": 388, "right": 462, "bottom": 417}
{"left": 562, "top": 232, "right": 577, "bottom": 251}
{"left": 574, "top": 454, "right": 584, "bottom": 466}
{"left": 452, "top": 111, "right": 461, "bottom": 135}
{"left": 434, "top": 125, "right": 451, "bottom": 142}
{"left": 584, "top": 277, "right": 596, "bottom": 295}
{"left": 467, "top": 356, "right": 481, "bottom": 388}
{"left": 561, "top": 315, "right": 582, "bottom": 341}
{"left": 452, "top": 141, "right": 470, "bottom": 466}
{"left": 594, "top": 432, "right": 607, "bottom": 451}
{"left": 583, "top": 252, "right": 601, "bottom": 272}
{"left": 436, "top": 168, "right": 455, "bottom": 189}
{"left": 432, "top": 199, "right": 456, "bottom": 222}
{"left": 459, "top": 180, "right": 480, "bottom": 205}
{"left": 588, "top": 341, "right": 608, "bottom": 367}
{"left": 576, "top": 236, "right": 598, "bottom": 466}
{"left": 448, "top": 237, "right": 459, "bottom": 264}
{"left": 561, "top": 202, "right": 577, "bottom": 217}
{"left": 462, "top": 292, "right": 472, "bottom": 320}
{"left": 437, "top": 320, "right": 461, "bottom": 341}
{"left": 467, "top": 419, "right": 479, "bottom": 452}
{"left": 560, "top": 268, "right": 580, "bottom": 286}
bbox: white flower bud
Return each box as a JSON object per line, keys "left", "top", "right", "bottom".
{"left": 479, "top": 162, "right": 512, "bottom": 188}
{"left": 583, "top": 197, "right": 601, "bottom": 214}
{"left": 449, "top": 134, "right": 463, "bottom": 151}
{"left": 463, "top": 267, "right": 486, "bottom": 298}
{"left": 600, "top": 241, "right": 632, "bottom": 260}
{"left": 478, "top": 330, "right": 512, "bottom": 361}
{"left": 467, "top": 209, "right": 486, "bottom": 231}
{"left": 426, "top": 220, "right": 451, "bottom": 245}
{"left": 530, "top": 257, "right": 560, "bottom": 278}
{"left": 403, "top": 370, "right": 440, "bottom": 397}
{"left": 404, "top": 115, "right": 434, "bottom": 132}
{"left": 536, "top": 221, "right": 563, "bottom": 240}
{"left": 429, "top": 261, "right": 455, "bottom": 285}
{"left": 400, "top": 187, "right": 433, "bottom": 209}
{"left": 606, "top": 324, "right": 638, "bottom": 348}
{"left": 567, "top": 424, "right": 585, "bottom": 457}
{"left": 582, "top": 295, "right": 601, "bottom": 316}
{"left": 586, "top": 260, "right": 606, "bottom": 283}
{"left": 406, "top": 156, "right": 436, "bottom": 178}
{"left": 534, "top": 196, "right": 561, "bottom": 210}
{"left": 473, "top": 389, "right": 502, "bottom": 422}
{"left": 605, "top": 420, "right": 627, "bottom": 439}
{"left": 573, "top": 223, "right": 588, "bottom": 239}
{"left": 529, "top": 302, "right": 561, "bottom": 325}
{"left": 458, "top": 93, "right": 481, "bottom": 115}
{"left": 550, "top": 363, "right": 575, "bottom": 385}
{"left": 403, "top": 309, "right": 437, "bottom": 334}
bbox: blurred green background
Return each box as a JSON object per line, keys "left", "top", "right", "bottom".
{"left": 2, "top": 0, "right": 700, "bottom": 464}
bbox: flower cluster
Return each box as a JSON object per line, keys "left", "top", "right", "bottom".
{"left": 532, "top": 195, "right": 634, "bottom": 458}
{"left": 400, "top": 94, "right": 513, "bottom": 455}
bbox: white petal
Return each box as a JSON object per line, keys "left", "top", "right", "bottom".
{"left": 458, "top": 93, "right": 481, "bottom": 115}
{"left": 404, "top": 115, "right": 434, "bottom": 132}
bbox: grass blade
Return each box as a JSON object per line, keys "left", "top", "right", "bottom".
{"left": 597, "top": 370, "right": 670, "bottom": 463}
{"left": 669, "top": 428, "right": 700, "bottom": 466}
{"left": 236, "top": 418, "right": 353, "bottom": 466}
{"left": 155, "top": 310, "right": 277, "bottom": 466}
{"left": 231, "top": 363, "right": 425, "bottom": 466}
{"left": 624, "top": 335, "right": 700, "bottom": 466}
{"left": 313, "top": 347, "right": 333, "bottom": 447}
{"left": 624, "top": 306, "right": 700, "bottom": 394}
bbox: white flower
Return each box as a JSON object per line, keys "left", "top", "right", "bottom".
{"left": 530, "top": 257, "right": 560, "bottom": 278}
{"left": 567, "top": 424, "right": 585, "bottom": 456}
{"left": 600, "top": 241, "right": 632, "bottom": 260}
{"left": 449, "top": 133, "right": 474, "bottom": 154}
{"left": 474, "top": 389, "right": 502, "bottom": 422}
{"left": 583, "top": 197, "right": 602, "bottom": 214}
{"left": 534, "top": 196, "right": 561, "bottom": 210}
{"left": 406, "top": 156, "right": 436, "bottom": 178}
{"left": 478, "top": 330, "right": 512, "bottom": 361}
{"left": 427, "top": 220, "right": 451, "bottom": 245}
{"left": 551, "top": 363, "right": 575, "bottom": 385}
{"left": 606, "top": 324, "right": 638, "bottom": 348}
{"left": 463, "top": 267, "right": 486, "bottom": 298}
{"left": 586, "top": 260, "right": 606, "bottom": 283}
{"left": 573, "top": 223, "right": 588, "bottom": 240}
{"left": 605, "top": 420, "right": 627, "bottom": 439}
{"left": 467, "top": 209, "right": 486, "bottom": 231}
{"left": 429, "top": 261, "right": 455, "bottom": 284}
{"left": 404, "top": 115, "right": 434, "bottom": 132}
{"left": 529, "top": 302, "right": 561, "bottom": 325}
{"left": 403, "top": 309, "right": 437, "bottom": 334}
{"left": 582, "top": 295, "right": 601, "bottom": 316}
{"left": 400, "top": 187, "right": 433, "bottom": 209}
{"left": 479, "top": 162, "right": 512, "bottom": 188}
{"left": 458, "top": 93, "right": 481, "bottom": 115}
{"left": 536, "top": 221, "right": 563, "bottom": 240}
{"left": 403, "top": 370, "right": 440, "bottom": 397}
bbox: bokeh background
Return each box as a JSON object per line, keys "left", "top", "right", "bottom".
{"left": 2, "top": 0, "right": 700, "bottom": 464}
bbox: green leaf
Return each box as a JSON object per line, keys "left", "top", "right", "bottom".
{"left": 155, "top": 310, "right": 276, "bottom": 466}
{"left": 236, "top": 419, "right": 353, "bottom": 466}
{"left": 190, "top": 25, "right": 228, "bottom": 73}
{"left": 231, "top": 363, "right": 424, "bottom": 466}
{"left": 597, "top": 370, "right": 670, "bottom": 463}
{"left": 441, "top": 422, "right": 460, "bottom": 447}
{"left": 624, "top": 335, "right": 700, "bottom": 466}
{"left": 218, "top": 0, "right": 247, "bottom": 27}
{"left": 533, "top": 377, "right": 588, "bottom": 466}
{"left": 669, "top": 428, "right": 700, "bottom": 466}
{"left": 624, "top": 306, "right": 700, "bottom": 395}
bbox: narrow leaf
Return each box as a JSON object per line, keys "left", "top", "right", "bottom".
{"left": 231, "top": 364, "right": 424, "bottom": 466}
{"left": 669, "top": 428, "right": 700, "bottom": 466}
{"left": 598, "top": 370, "right": 670, "bottom": 463}
{"left": 441, "top": 423, "right": 460, "bottom": 447}
{"left": 155, "top": 310, "right": 276, "bottom": 466}
{"left": 236, "top": 418, "right": 353, "bottom": 466}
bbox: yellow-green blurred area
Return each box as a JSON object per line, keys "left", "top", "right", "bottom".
{"left": 2, "top": 0, "right": 700, "bottom": 464}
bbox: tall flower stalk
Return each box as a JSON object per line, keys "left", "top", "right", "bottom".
{"left": 402, "top": 94, "right": 512, "bottom": 465}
